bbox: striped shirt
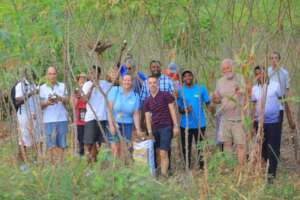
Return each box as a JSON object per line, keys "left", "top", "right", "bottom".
{"left": 143, "top": 91, "right": 174, "bottom": 130}
{"left": 140, "top": 74, "right": 174, "bottom": 101}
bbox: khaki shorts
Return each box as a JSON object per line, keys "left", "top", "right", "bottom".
{"left": 219, "top": 119, "right": 246, "bottom": 145}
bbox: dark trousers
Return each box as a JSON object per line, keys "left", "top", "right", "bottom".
{"left": 254, "top": 122, "right": 282, "bottom": 177}
{"left": 180, "top": 127, "right": 206, "bottom": 168}
{"left": 77, "top": 125, "right": 85, "bottom": 156}
{"left": 279, "top": 110, "right": 284, "bottom": 132}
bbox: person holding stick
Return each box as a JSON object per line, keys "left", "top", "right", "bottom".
{"left": 144, "top": 75, "right": 179, "bottom": 177}
{"left": 177, "top": 69, "right": 210, "bottom": 169}
{"left": 212, "top": 59, "right": 246, "bottom": 166}
{"left": 40, "top": 66, "right": 68, "bottom": 164}
{"left": 252, "top": 66, "right": 282, "bottom": 183}
{"left": 15, "top": 68, "right": 41, "bottom": 169}
{"left": 82, "top": 65, "right": 111, "bottom": 163}
{"left": 267, "top": 51, "right": 293, "bottom": 130}
{"left": 107, "top": 73, "right": 142, "bottom": 157}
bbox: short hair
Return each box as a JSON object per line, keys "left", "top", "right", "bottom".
{"left": 272, "top": 51, "right": 281, "bottom": 60}
{"left": 254, "top": 65, "right": 265, "bottom": 72}
{"left": 149, "top": 60, "right": 161, "bottom": 67}
{"left": 221, "top": 58, "right": 234, "bottom": 67}
{"left": 47, "top": 66, "right": 57, "bottom": 73}
{"left": 147, "top": 74, "right": 158, "bottom": 80}
{"left": 24, "top": 68, "right": 37, "bottom": 81}
{"left": 122, "top": 73, "right": 133, "bottom": 80}
{"left": 92, "top": 65, "right": 101, "bottom": 75}
{"left": 181, "top": 70, "right": 193, "bottom": 80}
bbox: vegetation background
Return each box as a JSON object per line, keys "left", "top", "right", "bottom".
{"left": 0, "top": 0, "right": 300, "bottom": 199}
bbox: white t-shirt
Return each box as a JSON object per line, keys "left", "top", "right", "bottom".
{"left": 15, "top": 80, "right": 38, "bottom": 120}
{"left": 267, "top": 66, "right": 289, "bottom": 110}
{"left": 39, "top": 82, "right": 68, "bottom": 123}
{"left": 251, "top": 81, "right": 282, "bottom": 123}
{"left": 82, "top": 80, "right": 112, "bottom": 122}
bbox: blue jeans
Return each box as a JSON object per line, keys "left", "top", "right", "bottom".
{"left": 106, "top": 123, "right": 133, "bottom": 144}
{"left": 44, "top": 121, "right": 68, "bottom": 149}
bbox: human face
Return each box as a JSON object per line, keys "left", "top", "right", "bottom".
{"left": 47, "top": 67, "right": 57, "bottom": 85}
{"left": 88, "top": 68, "right": 100, "bottom": 81}
{"left": 78, "top": 76, "right": 86, "bottom": 87}
{"left": 150, "top": 62, "right": 161, "bottom": 77}
{"left": 221, "top": 62, "right": 234, "bottom": 79}
{"left": 183, "top": 72, "right": 193, "bottom": 86}
{"left": 122, "top": 75, "right": 132, "bottom": 91}
{"left": 255, "top": 69, "right": 266, "bottom": 83}
{"left": 270, "top": 53, "right": 280, "bottom": 67}
{"left": 148, "top": 77, "right": 158, "bottom": 93}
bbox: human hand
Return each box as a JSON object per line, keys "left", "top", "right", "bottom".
{"left": 173, "top": 126, "right": 180, "bottom": 137}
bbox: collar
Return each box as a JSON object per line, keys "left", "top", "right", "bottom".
{"left": 46, "top": 81, "right": 59, "bottom": 88}
{"left": 119, "top": 87, "right": 135, "bottom": 96}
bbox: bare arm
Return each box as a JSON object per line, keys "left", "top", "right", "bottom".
{"left": 41, "top": 98, "right": 54, "bottom": 109}
{"left": 145, "top": 112, "right": 152, "bottom": 137}
{"left": 133, "top": 110, "right": 142, "bottom": 135}
{"left": 168, "top": 102, "right": 179, "bottom": 136}
{"left": 83, "top": 84, "right": 95, "bottom": 103}
{"left": 107, "top": 101, "right": 116, "bottom": 135}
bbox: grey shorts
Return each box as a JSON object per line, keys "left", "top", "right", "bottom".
{"left": 83, "top": 120, "right": 107, "bottom": 145}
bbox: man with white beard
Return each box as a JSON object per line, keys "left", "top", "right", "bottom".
{"left": 212, "top": 59, "right": 246, "bottom": 166}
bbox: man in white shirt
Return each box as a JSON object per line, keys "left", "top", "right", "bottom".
{"left": 252, "top": 66, "right": 282, "bottom": 183}
{"left": 40, "top": 66, "right": 68, "bottom": 164}
{"left": 267, "top": 51, "right": 290, "bottom": 130}
{"left": 15, "top": 69, "right": 41, "bottom": 163}
{"left": 82, "top": 65, "right": 112, "bottom": 163}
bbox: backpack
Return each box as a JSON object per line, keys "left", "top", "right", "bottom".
{"left": 10, "top": 81, "right": 22, "bottom": 112}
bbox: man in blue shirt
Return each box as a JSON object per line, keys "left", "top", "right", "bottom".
{"left": 177, "top": 70, "right": 210, "bottom": 169}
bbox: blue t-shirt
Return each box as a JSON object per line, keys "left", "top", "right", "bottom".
{"left": 108, "top": 86, "right": 140, "bottom": 124}
{"left": 177, "top": 84, "right": 210, "bottom": 129}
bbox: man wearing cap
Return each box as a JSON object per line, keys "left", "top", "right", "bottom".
{"left": 177, "top": 69, "right": 210, "bottom": 169}
{"left": 212, "top": 58, "right": 246, "bottom": 166}
{"left": 163, "top": 62, "right": 180, "bottom": 90}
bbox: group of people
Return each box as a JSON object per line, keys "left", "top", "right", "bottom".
{"left": 14, "top": 51, "right": 289, "bottom": 182}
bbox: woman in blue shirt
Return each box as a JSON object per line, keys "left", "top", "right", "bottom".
{"left": 108, "top": 73, "right": 142, "bottom": 157}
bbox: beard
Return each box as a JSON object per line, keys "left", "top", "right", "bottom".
{"left": 224, "top": 72, "right": 235, "bottom": 80}
{"left": 152, "top": 71, "right": 161, "bottom": 78}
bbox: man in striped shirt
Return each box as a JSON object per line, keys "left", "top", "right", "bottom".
{"left": 140, "top": 60, "right": 175, "bottom": 101}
